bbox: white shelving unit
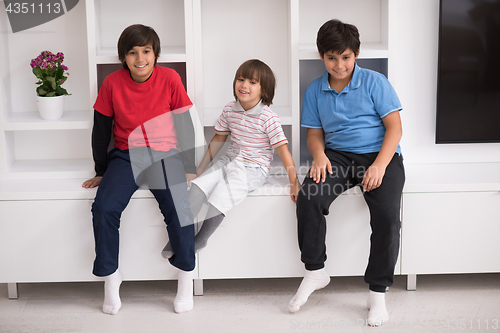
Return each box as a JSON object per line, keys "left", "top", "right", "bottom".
{"left": 1, "top": 0, "right": 409, "bottom": 293}
{"left": 297, "top": 0, "right": 389, "bottom": 59}
{"left": 86, "top": 0, "right": 201, "bottom": 160}
{"left": 0, "top": 0, "right": 393, "bottom": 180}
{"left": 196, "top": 0, "right": 295, "bottom": 174}
{"left": 0, "top": 1, "right": 93, "bottom": 181}
{"left": 294, "top": 0, "right": 392, "bottom": 167}
{"left": 92, "top": 0, "right": 187, "bottom": 62}
{"left": 3, "top": 111, "right": 91, "bottom": 131}
{"left": 2, "top": 0, "right": 499, "bottom": 298}
{"left": 401, "top": 162, "right": 500, "bottom": 288}
{"left": 196, "top": 0, "right": 396, "bottom": 280}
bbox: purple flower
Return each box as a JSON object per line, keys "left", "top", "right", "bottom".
{"left": 31, "top": 50, "right": 70, "bottom": 96}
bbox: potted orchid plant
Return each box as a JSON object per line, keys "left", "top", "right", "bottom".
{"left": 30, "top": 50, "right": 70, "bottom": 120}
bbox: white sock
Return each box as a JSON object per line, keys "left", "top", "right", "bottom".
{"left": 103, "top": 270, "right": 122, "bottom": 315}
{"left": 174, "top": 269, "right": 194, "bottom": 313}
{"left": 367, "top": 290, "right": 389, "bottom": 326}
{"left": 288, "top": 268, "right": 330, "bottom": 313}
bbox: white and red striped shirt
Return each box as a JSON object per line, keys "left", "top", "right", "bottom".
{"left": 214, "top": 100, "right": 288, "bottom": 168}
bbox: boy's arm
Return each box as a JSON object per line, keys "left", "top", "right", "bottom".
{"left": 275, "top": 144, "right": 300, "bottom": 203}
{"left": 172, "top": 110, "right": 196, "bottom": 176}
{"left": 361, "top": 111, "right": 402, "bottom": 192}
{"left": 307, "top": 128, "right": 332, "bottom": 183}
{"left": 82, "top": 110, "right": 113, "bottom": 188}
{"left": 197, "top": 133, "right": 228, "bottom": 175}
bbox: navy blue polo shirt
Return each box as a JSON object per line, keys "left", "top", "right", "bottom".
{"left": 301, "top": 64, "right": 402, "bottom": 155}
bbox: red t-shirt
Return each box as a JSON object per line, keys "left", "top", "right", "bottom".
{"left": 93, "top": 66, "right": 192, "bottom": 151}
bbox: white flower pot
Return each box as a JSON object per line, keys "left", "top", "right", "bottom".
{"left": 37, "top": 95, "right": 65, "bottom": 120}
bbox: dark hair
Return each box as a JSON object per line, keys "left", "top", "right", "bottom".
{"left": 233, "top": 59, "right": 276, "bottom": 106}
{"left": 117, "top": 24, "right": 161, "bottom": 69}
{"left": 316, "top": 19, "right": 360, "bottom": 58}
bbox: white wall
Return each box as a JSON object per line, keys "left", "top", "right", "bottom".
{"left": 7, "top": 3, "right": 90, "bottom": 114}
{"left": 392, "top": 0, "right": 500, "bottom": 165}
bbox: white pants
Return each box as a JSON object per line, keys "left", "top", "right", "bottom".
{"left": 191, "top": 155, "right": 268, "bottom": 215}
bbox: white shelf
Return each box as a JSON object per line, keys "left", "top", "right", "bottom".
{"left": 3, "top": 111, "right": 91, "bottom": 131}
{"left": 200, "top": 0, "right": 290, "bottom": 117}
{"left": 4, "top": 159, "right": 94, "bottom": 180}
{"left": 0, "top": 178, "right": 156, "bottom": 200}
{"left": 0, "top": 174, "right": 297, "bottom": 200}
{"left": 299, "top": 42, "right": 389, "bottom": 60}
{"left": 404, "top": 162, "right": 500, "bottom": 193}
{"left": 0, "top": 0, "right": 391, "bottom": 185}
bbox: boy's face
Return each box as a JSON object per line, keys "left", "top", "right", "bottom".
{"left": 234, "top": 76, "right": 262, "bottom": 111}
{"left": 320, "top": 48, "right": 358, "bottom": 88}
{"left": 123, "top": 44, "right": 158, "bottom": 83}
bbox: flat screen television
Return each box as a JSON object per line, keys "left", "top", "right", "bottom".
{"left": 436, "top": 0, "right": 500, "bottom": 143}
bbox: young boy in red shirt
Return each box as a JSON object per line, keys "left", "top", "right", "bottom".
{"left": 83, "top": 24, "right": 196, "bottom": 314}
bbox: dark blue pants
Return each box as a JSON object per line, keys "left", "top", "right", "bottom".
{"left": 92, "top": 148, "right": 195, "bottom": 276}
{"left": 296, "top": 149, "right": 405, "bottom": 292}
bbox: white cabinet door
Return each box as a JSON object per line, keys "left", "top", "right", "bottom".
{"left": 323, "top": 190, "right": 402, "bottom": 277}
{"left": 198, "top": 195, "right": 303, "bottom": 279}
{"left": 198, "top": 190, "right": 389, "bottom": 279}
{"left": 324, "top": 192, "right": 372, "bottom": 277}
{"left": 0, "top": 200, "right": 96, "bottom": 283}
{"left": 119, "top": 198, "right": 182, "bottom": 281}
{"left": 0, "top": 198, "right": 182, "bottom": 283}
{"left": 401, "top": 191, "right": 500, "bottom": 275}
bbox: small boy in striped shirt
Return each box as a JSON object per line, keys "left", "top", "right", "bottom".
{"left": 162, "top": 59, "right": 299, "bottom": 256}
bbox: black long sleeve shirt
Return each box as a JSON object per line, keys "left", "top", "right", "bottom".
{"left": 91, "top": 109, "right": 196, "bottom": 176}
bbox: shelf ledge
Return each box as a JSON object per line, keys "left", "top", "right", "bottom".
{"left": 3, "top": 162, "right": 498, "bottom": 200}
{"left": 0, "top": 174, "right": 363, "bottom": 201}
{"left": 403, "top": 162, "right": 500, "bottom": 193}
{"left": 3, "top": 111, "right": 92, "bottom": 131}
{"left": 2, "top": 159, "right": 94, "bottom": 181}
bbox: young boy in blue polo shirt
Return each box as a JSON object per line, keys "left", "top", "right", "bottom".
{"left": 288, "top": 20, "right": 405, "bottom": 327}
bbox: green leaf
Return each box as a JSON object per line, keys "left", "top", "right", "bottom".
{"left": 55, "top": 67, "right": 64, "bottom": 80}
{"left": 37, "top": 87, "right": 47, "bottom": 96}
{"left": 47, "top": 76, "right": 56, "bottom": 90}
{"left": 32, "top": 67, "right": 43, "bottom": 79}
{"left": 46, "top": 91, "right": 56, "bottom": 97}
{"left": 56, "top": 86, "right": 68, "bottom": 96}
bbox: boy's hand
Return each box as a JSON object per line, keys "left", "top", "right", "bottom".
{"left": 289, "top": 179, "right": 301, "bottom": 203}
{"left": 361, "top": 110, "right": 401, "bottom": 192}
{"left": 186, "top": 173, "right": 197, "bottom": 186}
{"left": 310, "top": 153, "right": 332, "bottom": 183}
{"left": 362, "top": 163, "right": 386, "bottom": 192}
{"left": 82, "top": 176, "right": 102, "bottom": 189}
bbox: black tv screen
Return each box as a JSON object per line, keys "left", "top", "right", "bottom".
{"left": 436, "top": 0, "right": 500, "bottom": 143}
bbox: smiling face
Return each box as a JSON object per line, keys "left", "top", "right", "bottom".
{"left": 234, "top": 76, "right": 262, "bottom": 111}
{"left": 320, "top": 48, "right": 358, "bottom": 91}
{"left": 123, "top": 44, "right": 158, "bottom": 83}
